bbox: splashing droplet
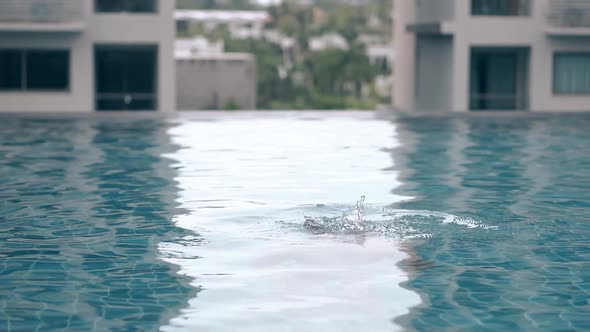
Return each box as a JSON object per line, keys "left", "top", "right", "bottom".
{"left": 304, "top": 196, "right": 367, "bottom": 233}
{"left": 341, "top": 195, "right": 365, "bottom": 231}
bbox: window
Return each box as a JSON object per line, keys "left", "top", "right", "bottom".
{"left": 95, "top": 0, "right": 157, "bottom": 13}
{"left": 0, "top": 51, "right": 22, "bottom": 90}
{"left": 554, "top": 53, "right": 590, "bottom": 94}
{"left": 95, "top": 46, "right": 157, "bottom": 111}
{"left": 0, "top": 49, "right": 69, "bottom": 91}
{"left": 27, "top": 51, "right": 69, "bottom": 90}
{"left": 472, "top": 0, "right": 530, "bottom": 16}
{"left": 470, "top": 51, "right": 518, "bottom": 110}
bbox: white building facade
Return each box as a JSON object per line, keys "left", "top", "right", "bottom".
{"left": 309, "top": 33, "right": 349, "bottom": 52}
{"left": 176, "top": 36, "right": 224, "bottom": 56}
{"left": 0, "top": 0, "right": 175, "bottom": 112}
{"left": 175, "top": 10, "right": 269, "bottom": 40}
{"left": 394, "top": 0, "right": 590, "bottom": 112}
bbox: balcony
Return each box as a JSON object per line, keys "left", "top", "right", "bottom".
{"left": 546, "top": 0, "right": 590, "bottom": 36}
{"left": 407, "top": 0, "right": 455, "bottom": 35}
{"left": 0, "top": 0, "right": 84, "bottom": 32}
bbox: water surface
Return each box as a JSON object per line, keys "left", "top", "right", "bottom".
{"left": 0, "top": 112, "right": 589, "bottom": 331}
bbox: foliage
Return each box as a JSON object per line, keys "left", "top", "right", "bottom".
{"left": 177, "top": 0, "right": 392, "bottom": 110}
{"left": 223, "top": 100, "right": 241, "bottom": 110}
{"left": 225, "top": 39, "right": 283, "bottom": 109}
{"left": 306, "top": 45, "right": 377, "bottom": 97}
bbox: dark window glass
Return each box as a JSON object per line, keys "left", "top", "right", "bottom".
{"left": 126, "top": 49, "right": 156, "bottom": 93}
{"left": 127, "top": 98, "right": 155, "bottom": 110}
{"left": 469, "top": 51, "right": 518, "bottom": 110}
{"left": 26, "top": 50, "right": 69, "bottom": 90}
{"left": 95, "top": 0, "right": 156, "bottom": 13}
{"left": 95, "top": 0, "right": 123, "bottom": 12}
{"left": 96, "top": 48, "right": 156, "bottom": 94}
{"left": 554, "top": 54, "right": 590, "bottom": 94}
{"left": 96, "top": 49, "right": 126, "bottom": 93}
{"left": 95, "top": 46, "right": 157, "bottom": 111}
{"left": 97, "top": 97, "right": 155, "bottom": 111}
{"left": 0, "top": 50, "right": 23, "bottom": 90}
{"left": 126, "top": 0, "right": 156, "bottom": 12}
{"left": 96, "top": 98, "right": 126, "bottom": 110}
{"left": 472, "top": 0, "right": 529, "bottom": 16}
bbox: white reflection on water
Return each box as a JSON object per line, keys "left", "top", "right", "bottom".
{"left": 159, "top": 114, "right": 421, "bottom": 332}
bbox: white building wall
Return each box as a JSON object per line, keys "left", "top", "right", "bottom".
{"left": 395, "top": 0, "right": 590, "bottom": 112}
{"left": 0, "top": 32, "right": 90, "bottom": 112}
{"left": 176, "top": 54, "right": 257, "bottom": 110}
{"left": 392, "top": 0, "right": 416, "bottom": 111}
{"left": 532, "top": 37, "right": 590, "bottom": 111}
{"left": 0, "top": 0, "right": 175, "bottom": 112}
{"left": 529, "top": 1, "right": 590, "bottom": 111}
{"left": 450, "top": 0, "right": 537, "bottom": 111}
{"left": 415, "top": 0, "right": 455, "bottom": 22}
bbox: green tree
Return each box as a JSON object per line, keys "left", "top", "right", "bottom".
{"left": 225, "top": 39, "right": 283, "bottom": 109}
{"left": 307, "top": 45, "right": 376, "bottom": 97}
{"left": 278, "top": 14, "right": 299, "bottom": 37}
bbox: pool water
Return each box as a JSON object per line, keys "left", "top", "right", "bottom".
{"left": 0, "top": 113, "right": 589, "bottom": 331}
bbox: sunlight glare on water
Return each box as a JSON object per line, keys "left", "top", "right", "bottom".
{"left": 159, "top": 116, "right": 420, "bottom": 331}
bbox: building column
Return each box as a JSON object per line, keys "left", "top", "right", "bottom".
{"left": 452, "top": 40, "right": 470, "bottom": 111}
{"left": 451, "top": 0, "right": 470, "bottom": 112}
{"left": 393, "top": 0, "right": 416, "bottom": 111}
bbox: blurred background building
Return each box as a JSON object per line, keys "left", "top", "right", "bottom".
{"left": 0, "top": 0, "right": 175, "bottom": 112}
{"left": 175, "top": 9, "right": 270, "bottom": 40}
{"left": 176, "top": 51, "right": 257, "bottom": 110}
{"left": 174, "top": 9, "right": 259, "bottom": 110}
{"left": 394, "top": 0, "right": 590, "bottom": 112}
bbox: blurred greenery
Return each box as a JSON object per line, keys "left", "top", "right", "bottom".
{"left": 223, "top": 100, "right": 241, "bottom": 110}
{"left": 225, "top": 38, "right": 284, "bottom": 109}
{"left": 176, "top": 0, "right": 391, "bottom": 110}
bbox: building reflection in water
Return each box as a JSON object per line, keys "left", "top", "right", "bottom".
{"left": 0, "top": 118, "right": 196, "bottom": 331}
{"left": 84, "top": 119, "right": 198, "bottom": 330}
{"left": 392, "top": 115, "right": 590, "bottom": 331}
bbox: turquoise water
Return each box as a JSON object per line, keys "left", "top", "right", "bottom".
{"left": 0, "top": 113, "right": 589, "bottom": 331}
{"left": 0, "top": 119, "right": 195, "bottom": 331}
{"left": 394, "top": 116, "right": 590, "bottom": 331}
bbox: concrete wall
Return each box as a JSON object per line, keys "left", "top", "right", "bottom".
{"left": 528, "top": 36, "right": 590, "bottom": 111}
{"left": 392, "top": 0, "right": 416, "bottom": 111}
{"left": 0, "top": 32, "right": 89, "bottom": 112}
{"left": 394, "top": 0, "right": 590, "bottom": 112}
{"left": 529, "top": 1, "right": 590, "bottom": 111}
{"left": 416, "top": 0, "right": 455, "bottom": 22}
{"left": 176, "top": 54, "right": 256, "bottom": 110}
{"left": 0, "top": 0, "right": 175, "bottom": 112}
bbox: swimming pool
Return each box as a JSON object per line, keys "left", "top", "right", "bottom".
{"left": 0, "top": 112, "right": 589, "bottom": 331}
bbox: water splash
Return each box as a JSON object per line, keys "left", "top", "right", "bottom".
{"left": 381, "top": 208, "right": 498, "bottom": 230}
{"left": 343, "top": 194, "right": 366, "bottom": 230}
{"left": 301, "top": 196, "right": 496, "bottom": 237}
{"left": 303, "top": 195, "right": 367, "bottom": 233}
